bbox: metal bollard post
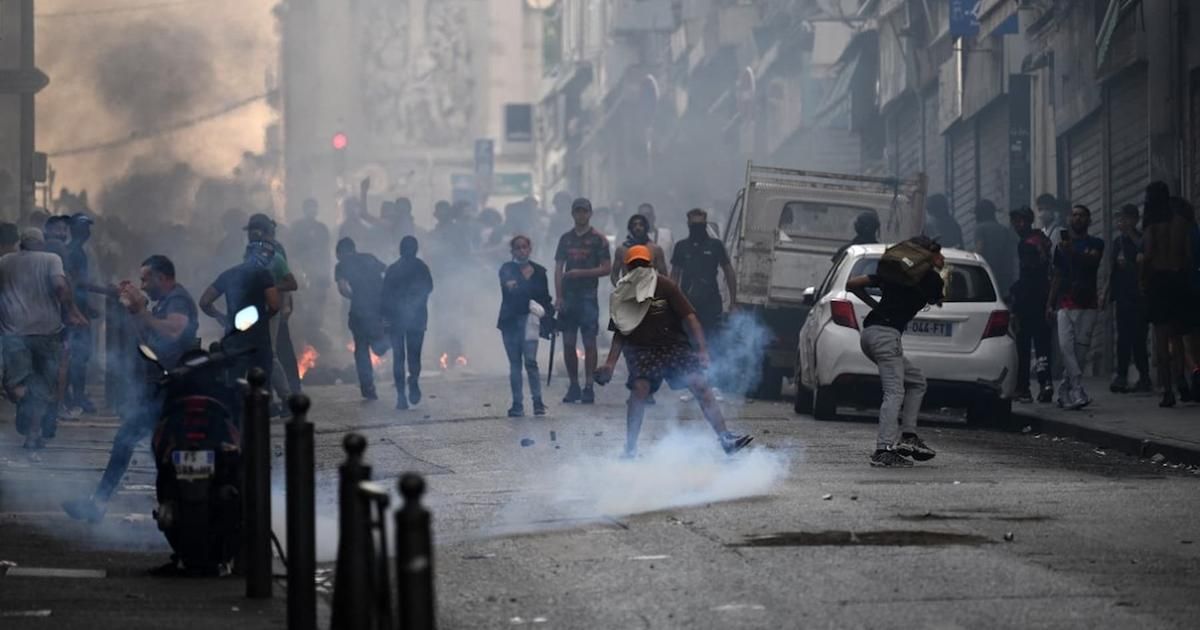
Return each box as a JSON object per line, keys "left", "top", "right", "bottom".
{"left": 331, "top": 434, "right": 373, "bottom": 630}
{"left": 286, "top": 394, "right": 316, "bottom": 630}
{"left": 395, "top": 473, "right": 436, "bottom": 630}
{"left": 243, "top": 367, "right": 273, "bottom": 598}
{"left": 358, "top": 481, "right": 393, "bottom": 630}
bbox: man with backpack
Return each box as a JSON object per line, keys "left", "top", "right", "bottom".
{"left": 846, "top": 236, "right": 945, "bottom": 467}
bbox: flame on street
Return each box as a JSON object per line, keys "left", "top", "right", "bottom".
{"left": 347, "top": 341, "right": 387, "bottom": 368}
{"left": 439, "top": 353, "right": 468, "bottom": 370}
{"left": 298, "top": 344, "right": 319, "bottom": 379}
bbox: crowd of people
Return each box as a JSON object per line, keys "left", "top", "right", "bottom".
{"left": 921, "top": 182, "right": 1200, "bottom": 410}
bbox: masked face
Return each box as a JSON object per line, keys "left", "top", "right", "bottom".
{"left": 688, "top": 220, "right": 708, "bottom": 239}
{"left": 511, "top": 239, "right": 531, "bottom": 264}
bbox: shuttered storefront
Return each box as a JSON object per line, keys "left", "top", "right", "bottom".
{"left": 922, "top": 90, "right": 945, "bottom": 196}
{"left": 976, "top": 99, "right": 1010, "bottom": 212}
{"left": 1106, "top": 68, "right": 1148, "bottom": 228}
{"left": 949, "top": 120, "right": 978, "bottom": 246}
{"left": 1065, "top": 114, "right": 1104, "bottom": 225}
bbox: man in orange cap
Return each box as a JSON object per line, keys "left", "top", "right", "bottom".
{"left": 595, "top": 245, "right": 752, "bottom": 457}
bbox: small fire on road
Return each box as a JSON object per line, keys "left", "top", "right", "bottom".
{"left": 346, "top": 341, "right": 386, "bottom": 368}
{"left": 298, "top": 344, "right": 319, "bottom": 379}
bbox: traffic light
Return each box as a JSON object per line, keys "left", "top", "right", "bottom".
{"left": 331, "top": 132, "right": 348, "bottom": 151}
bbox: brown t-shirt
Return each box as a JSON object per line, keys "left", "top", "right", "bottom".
{"left": 609, "top": 276, "right": 696, "bottom": 347}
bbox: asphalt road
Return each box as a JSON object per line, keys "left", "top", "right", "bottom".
{"left": 2, "top": 370, "right": 1199, "bottom": 629}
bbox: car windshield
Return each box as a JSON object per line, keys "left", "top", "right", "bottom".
{"left": 848, "top": 257, "right": 997, "bottom": 303}
{"left": 778, "top": 201, "right": 875, "bottom": 239}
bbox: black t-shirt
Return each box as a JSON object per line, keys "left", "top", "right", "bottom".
{"left": 148, "top": 284, "right": 200, "bottom": 371}
{"left": 862, "top": 272, "right": 943, "bottom": 332}
{"left": 555, "top": 227, "right": 611, "bottom": 300}
{"left": 334, "top": 252, "right": 386, "bottom": 319}
{"left": 212, "top": 262, "right": 275, "bottom": 354}
{"left": 670, "top": 236, "right": 729, "bottom": 306}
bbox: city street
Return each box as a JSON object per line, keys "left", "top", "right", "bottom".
{"left": 2, "top": 371, "right": 1198, "bottom": 628}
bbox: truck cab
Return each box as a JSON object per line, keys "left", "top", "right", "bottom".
{"left": 722, "top": 162, "right": 926, "bottom": 399}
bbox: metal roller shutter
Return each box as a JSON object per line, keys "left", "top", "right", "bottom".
{"left": 950, "top": 120, "right": 978, "bottom": 246}
{"left": 922, "top": 90, "right": 945, "bottom": 196}
{"left": 895, "top": 96, "right": 922, "bottom": 180}
{"left": 1106, "top": 69, "right": 1148, "bottom": 230}
{"left": 976, "top": 99, "right": 1009, "bottom": 212}
{"left": 1066, "top": 115, "right": 1103, "bottom": 222}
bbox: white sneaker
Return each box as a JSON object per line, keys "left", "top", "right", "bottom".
{"left": 713, "top": 388, "right": 725, "bottom": 402}
{"left": 679, "top": 393, "right": 694, "bottom": 402}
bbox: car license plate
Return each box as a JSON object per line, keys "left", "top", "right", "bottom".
{"left": 907, "top": 319, "right": 952, "bottom": 337}
{"left": 172, "top": 450, "right": 215, "bottom": 480}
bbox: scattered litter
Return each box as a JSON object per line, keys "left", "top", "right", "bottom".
{"left": 532, "top": 617, "right": 548, "bottom": 624}
{"left": 463, "top": 553, "right": 496, "bottom": 560}
{"left": 593, "top": 431, "right": 603, "bottom": 437}
{"left": 763, "top": 429, "right": 770, "bottom": 434}
{"left": 483, "top": 403, "right": 491, "bottom": 408}
{"left": 0, "top": 560, "right": 17, "bottom": 569}
{"left": 1182, "top": 540, "right": 1194, "bottom": 545}
{"left": 520, "top": 438, "right": 535, "bottom": 448}
{"left": 550, "top": 431, "right": 557, "bottom": 442}
{"left": 630, "top": 555, "right": 669, "bottom": 561}
{"left": 122, "top": 514, "right": 151, "bottom": 524}
{"left": 510, "top": 617, "right": 525, "bottom": 624}
{"left": 850, "top": 495, "right": 858, "bottom": 501}
{"left": 1003, "top": 532, "right": 1014, "bottom": 542}
{"left": 0, "top": 610, "right": 52, "bottom": 618}
{"left": 1021, "top": 425, "right": 1032, "bottom": 434}
{"left": 554, "top": 445, "right": 560, "bottom": 450}
{"left": 231, "top": 606, "right": 240, "bottom": 612}
{"left": 1092, "top": 449, "right": 1106, "bottom": 456}
{"left": 952, "top": 481, "right": 961, "bottom": 485}
{"left": 821, "top": 494, "right": 833, "bottom": 501}
{"left": 1033, "top": 434, "right": 1043, "bottom": 439}
{"left": 424, "top": 415, "right": 431, "bottom": 419}
{"left": 1150, "top": 453, "right": 1166, "bottom": 464}
{"left": 122, "top": 484, "right": 155, "bottom": 492}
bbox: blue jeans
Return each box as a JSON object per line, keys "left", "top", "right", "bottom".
{"left": 501, "top": 324, "right": 541, "bottom": 408}
{"left": 96, "top": 388, "right": 162, "bottom": 502}
{"left": 67, "top": 325, "right": 93, "bottom": 405}
{"left": 3, "top": 334, "right": 62, "bottom": 438}
{"left": 860, "top": 326, "right": 926, "bottom": 450}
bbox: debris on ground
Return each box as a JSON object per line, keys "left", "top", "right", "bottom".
{"left": 550, "top": 431, "right": 557, "bottom": 442}
{"left": 1150, "top": 453, "right": 1166, "bottom": 464}
{"left": 821, "top": 494, "right": 833, "bottom": 501}
{"left": 1004, "top": 532, "right": 1014, "bottom": 542}
{"left": 520, "top": 438, "right": 535, "bottom": 447}
{"left": 1093, "top": 449, "right": 1106, "bottom": 456}
{"left": 1021, "top": 426, "right": 1032, "bottom": 434}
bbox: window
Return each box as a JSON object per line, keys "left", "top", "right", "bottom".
{"left": 779, "top": 201, "right": 875, "bottom": 240}
{"left": 505, "top": 104, "right": 533, "bottom": 142}
{"left": 849, "top": 257, "right": 998, "bottom": 302}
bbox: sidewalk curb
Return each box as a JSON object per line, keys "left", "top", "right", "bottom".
{"left": 1013, "top": 411, "right": 1200, "bottom": 468}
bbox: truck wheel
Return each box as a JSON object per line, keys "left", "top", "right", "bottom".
{"left": 967, "top": 397, "right": 1012, "bottom": 428}
{"left": 793, "top": 384, "right": 813, "bottom": 415}
{"left": 812, "top": 386, "right": 837, "bottom": 421}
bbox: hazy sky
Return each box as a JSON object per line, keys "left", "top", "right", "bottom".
{"left": 34, "top": 0, "right": 278, "bottom": 204}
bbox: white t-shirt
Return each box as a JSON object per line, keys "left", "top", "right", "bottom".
{"left": 0, "top": 250, "right": 66, "bottom": 336}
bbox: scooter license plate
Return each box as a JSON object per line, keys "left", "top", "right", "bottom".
{"left": 172, "top": 450, "right": 215, "bottom": 480}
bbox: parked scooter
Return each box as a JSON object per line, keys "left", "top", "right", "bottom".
{"left": 138, "top": 306, "right": 260, "bottom": 576}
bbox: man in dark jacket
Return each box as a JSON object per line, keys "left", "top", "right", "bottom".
{"left": 1105, "top": 204, "right": 1151, "bottom": 392}
{"left": 1009, "top": 206, "right": 1054, "bottom": 403}
{"left": 335, "top": 238, "right": 387, "bottom": 400}
{"left": 382, "top": 236, "right": 434, "bottom": 410}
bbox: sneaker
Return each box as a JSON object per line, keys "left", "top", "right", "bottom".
{"left": 507, "top": 405, "right": 525, "bottom": 418}
{"left": 1132, "top": 378, "right": 1154, "bottom": 393}
{"left": 63, "top": 497, "right": 105, "bottom": 523}
{"left": 1037, "top": 385, "right": 1054, "bottom": 403}
{"left": 870, "top": 449, "right": 914, "bottom": 468}
{"left": 679, "top": 392, "right": 694, "bottom": 402}
{"left": 532, "top": 399, "right": 547, "bottom": 416}
{"left": 713, "top": 388, "right": 725, "bottom": 402}
{"left": 562, "top": 383, "right": 581, "bottom": 403}
{"left": 361, "top": 387, "right": 378, "bottom": 401}
{"left": 1178, "top": 379, "right": 1193, "bottom": 403}
{"left": 580, "top": 386, "right": 595, "bottom": 404}
{"left": 60, "top": 405, "right": 82, "bottom": 419}
{"left": 619, "top": 448, "right": 638, "bottom": 460}
{"left": 1159, "top": 390, "right": 1177, "bottom": 408}
{"left": 78, "top": 399, "right": 98, "bottom": 415}
{"left": 408, "top": 381, "right": 422, "bottom": 405}
{"left": 22, "top": 435, "right": 44, "bottom": 450}
{"left": 719, "top": 432, "right": 753, "bottom": 455}
{"left": 1014, "top": 389, "right": 1033, "bottom": 404}
{"left": 894, "top": 433, "right": 936, "bottom": 461}
{"left": 1109, "top": 378, "right": 1128, "bottom": 394}
{"left": 395, "top": 396, "right": 409, "bottom": 411}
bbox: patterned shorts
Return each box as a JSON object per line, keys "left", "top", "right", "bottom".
{"left": 623, "top": 343, "right": 701, "bottom": 393}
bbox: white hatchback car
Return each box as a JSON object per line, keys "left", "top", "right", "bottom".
{"left": 794, "top": 244, "right": 1018, "bottom": 425}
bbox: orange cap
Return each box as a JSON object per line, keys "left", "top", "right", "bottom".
{"left": 624, "top": 244, "right": 653, "bottom": 265}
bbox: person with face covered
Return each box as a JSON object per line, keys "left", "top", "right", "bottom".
{"left": 381, "top": 236, "right": 433, "bottom": 410}
{"left": 497, "top": 235, "right": 554, "bottom": 417}
{"left": 245, "top": 213, "right": 298, "bottom": 414}
{"left": 595, "top": 245, "right": 752, "bottom": 458}
{"left": 335, "top": 237, "right": 388, "bottom": 400}
{"left": 63, "top": 255, "right": 199, "bottom": 523}
{"left": 670, "top": 208, "right": 736, "bottom": 337}
{"left": 611, "top": 213, "right": 668, "bottom": 287}
{"left": 199, "top": 241, "right": 281, "bottom": 385}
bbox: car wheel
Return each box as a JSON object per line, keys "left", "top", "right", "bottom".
{"left": 967, "top": 397, "right": 1012, "bottom": 428}
{"left": 812, "top": 386, "right": 837, "bottom": 421}
{"left": 793, "top": 383, "right": 813, "bottom": 415}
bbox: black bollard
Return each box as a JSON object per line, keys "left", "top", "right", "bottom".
{"left": 395, "top": 473, "right": 436, "bottom": 630}
{"left": 244, "top": 367, "right": 273, "bottom": 598}
{"left": 331, "top": 434, "right": 373, "bottom": 630}
{"left": 286, "top": 394, "right": 316, "bottom": 630}
{"left": 358, "top": 481, "right": 393, "bottom": 630}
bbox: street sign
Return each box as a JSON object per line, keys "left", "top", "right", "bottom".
{"left": 451, "top": 173, "right": 532, "bottom": 198}
{"left": 949, "top": 0, "right": 980, "bottom": 37}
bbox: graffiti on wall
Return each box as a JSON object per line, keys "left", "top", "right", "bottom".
{"left": 360, "top": 0, "right": 476, "bottom": 148}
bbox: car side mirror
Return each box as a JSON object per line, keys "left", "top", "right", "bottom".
{"left": 802, "top": 286, "right": 815, "bottom": 306}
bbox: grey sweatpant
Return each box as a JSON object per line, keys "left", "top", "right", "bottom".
{"left": 1055, "top": 308, "right": 1097, "bottom": 406}
{"left": 860, "top": 325, "right": 927, "bottom": 450}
